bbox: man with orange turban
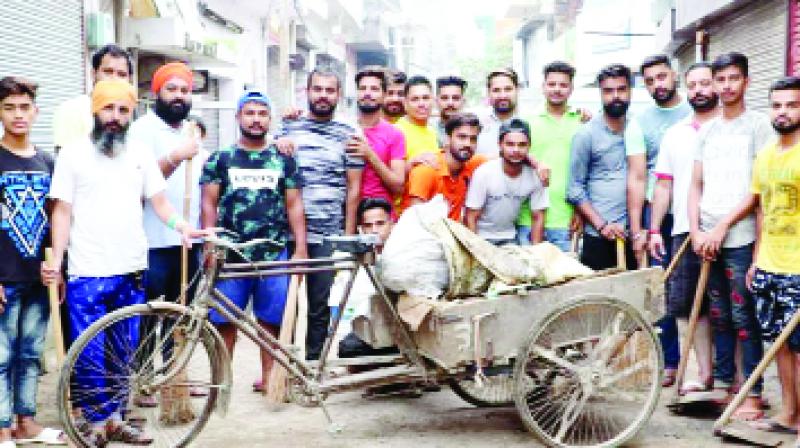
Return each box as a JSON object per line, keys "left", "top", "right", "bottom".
{"left": 127, "top": 61, "right": 207, "bottom": 407}
{"left": 43, "top": 78, "right": 208, "bottom": 445}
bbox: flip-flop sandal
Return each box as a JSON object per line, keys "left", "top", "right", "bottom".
{"left": 706, "top": 388, "right": 731, "bottom": 405}
{"left": 679, "top": 379, "right": 712, "bottom": 396}
{"left": 662, "top": 371, "right": 677, "bottom": 387}
{"left": 107, "top": 423, "right": 153, "bottom": 446}
{"left": 16, "top": 427, "right": 67, "bottom": 445}
{"left": 748, "top": 418, "right": 798, "bottom": 434}
{"left": 731, "top": 408, "right": 766, "bottom": 422}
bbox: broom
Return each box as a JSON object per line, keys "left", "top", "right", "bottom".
{"left": 265, "top": 275, "right": 303, "bottom": 402}
{"left": 160, "top": 122, "right": 199, "bottom": 424}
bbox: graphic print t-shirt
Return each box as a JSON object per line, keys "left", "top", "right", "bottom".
{"left": 0, "top": 146, "right": 54, "bottom": 282}
{"left": 200, "top": 145, "right": 301, "bottom": 262}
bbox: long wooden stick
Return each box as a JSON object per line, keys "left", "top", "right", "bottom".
{"left": 616, "top": 238, "right": 626, "bottom": 270}
{"left": 663, "top": 237, "right": 691, "bottom": 282}
{"left": 44, "top": 248, "right": 65, "bottom": 364}
{"left": 715, "top": 303, "right": 800, "bottom": 431}
{"left": 161, "top": 123, "right": 197, "bottom": 424}
{"left": 672, "top": 260, "right": 710, "bottom": 398}
{"left": 266, "top": 275, "right": 302, "bottom": 401}
{"left": 570, "top": 230, "right": 581, "bottom": 254}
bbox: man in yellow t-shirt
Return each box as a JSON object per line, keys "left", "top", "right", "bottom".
{"left": 393, "top": 76, "right": 439, "bottom": 167}
{"left": 703, "top": 77, "right": 800, "bottom": 433}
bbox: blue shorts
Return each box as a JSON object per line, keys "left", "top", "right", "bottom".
{"left": 210, "top": 250, "right": 289, "bottom": 326}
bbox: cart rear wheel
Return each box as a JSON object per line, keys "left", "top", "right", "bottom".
{"left": 513, "top": 295, "right": 662, "bottom": 447}
{"left": 448, "top": 372, "right": 514, "bottom": 407}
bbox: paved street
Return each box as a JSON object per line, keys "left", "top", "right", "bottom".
{"left": 33, "top": 336, "right": 792, "bottom": 448}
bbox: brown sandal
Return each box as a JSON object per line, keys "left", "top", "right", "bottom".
{"left": 107, "top": 423, "right": 153, "bottom": 445}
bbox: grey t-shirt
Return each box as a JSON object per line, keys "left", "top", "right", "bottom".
{"left": 465, "top": 158, "right": 549, "bottom": 241}
{"left": 695, "top": 110, "right": 774, "bottom": 248}
{"left": 566, "top": 114, "right": 629, "bottom": 236}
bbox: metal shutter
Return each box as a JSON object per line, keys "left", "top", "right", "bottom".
{"left": 708, "top": 0, "right": 787, "bottom": 112}
{"left": 789, "top": 0, "right": 800, "bottom": 75}
{"left": 0, "top": 0, "right": 85, "bottom": 152}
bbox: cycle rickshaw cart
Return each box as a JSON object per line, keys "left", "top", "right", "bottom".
{"left": 57, "top": 233, "right": 664, "bottom": 448}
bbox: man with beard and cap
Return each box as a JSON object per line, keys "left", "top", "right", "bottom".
{"left": 465, "top": 119, "right": 548, "bottom": 246}
{"left": 401, "top": 112, "right": 487, "bottom": 221}
{"left": 476, "top": 68, "right": 521, "bottom": 156}
{"left": 567, "top": 64, "right": 637, "bottom": 270}
{"left": 276, "top": 69, "right": 364, "bottom": 360}
{"left": 626, "top": 54, "right": 692, "bottom": 389}
{"left": 688, "top": 52, "right": 774, "bottom": 420}
{"left": 345, "top": 67, "right": 406, "bottom": 214}
{"left": 200, "top": 90, "right": 307, "bottom": 392}
{"left": 382, "top": 70, "right": 407, "bottom": 124}
{"left": 127, "top": 61, "right": 205, "bottom": 407}
{"left": 433, "top": 75, "right": 467, "bottom": 147}
{"left": 649, "top": 62, "right": 720, "bottom": 394}
{"left": 516, "top": 61, "right": 583, "bottom": 250}
{"left": 709, "top": 76, "right": 800, "bottom": 437}
{"left": 41, "top": 79, "right": 207, "bottom": 445}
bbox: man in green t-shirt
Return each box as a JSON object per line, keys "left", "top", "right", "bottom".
{"left": 200, "top": 90, "right": 307, "bottom": 392}
{"left": 517, "top": 61, "right": 583, "bottom": 250}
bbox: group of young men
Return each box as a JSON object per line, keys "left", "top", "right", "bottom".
{"left": 2, "top": 38, "right": 800, "bottom": 444}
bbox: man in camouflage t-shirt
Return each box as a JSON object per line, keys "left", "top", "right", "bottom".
{"left": 200, "top": 90, "right": 307, "bottom": 391}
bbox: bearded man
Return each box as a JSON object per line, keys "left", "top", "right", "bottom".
{"left": 42, "top": 79, "right": 205, "bottom": 444}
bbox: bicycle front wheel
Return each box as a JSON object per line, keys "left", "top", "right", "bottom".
{"left": 57, "top": 303, "right": 229, "bottom": 448}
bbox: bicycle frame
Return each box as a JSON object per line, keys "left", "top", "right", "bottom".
{"left": 188, "top": 243, "right": 425, "bottom": 398}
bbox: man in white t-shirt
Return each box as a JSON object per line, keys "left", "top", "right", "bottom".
{"left": 687, "top": 52, "right": 775, "bottom": 419}
{"left": 466, "top": 119, "right": 548, "bottom": 245}
{"left": 649, "top": 61, "right": 720, "bottom": 393}
{"left": 41, "top": 80, "right": 205, "bottom": 444}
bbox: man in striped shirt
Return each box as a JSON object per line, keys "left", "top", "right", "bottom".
{"left": 278, "top": 69, "right": 364, "bottom": 360}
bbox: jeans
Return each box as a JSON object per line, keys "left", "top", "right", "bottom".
{"left": 0, "top": 282, "right": 48, "bottom": 428}
{"left": 302, "top": 242, "right": 334, "bottom": 360}
{"left": 515, "top": 226, "right": 531, "bottom": 246}
{"left": 544, "top": 228, "right": 571, "bottom": 252}
{"left": 707, "top": 244, "right": 763, "bottom": 396}
{"left": 68, "top": 274, "right": 145, "bottom": 423}
{"left": 643, "top": 208, "right": 680, "bottom": 370}
{"left": 515, "top": 227, "right": 572, "bottom": 252}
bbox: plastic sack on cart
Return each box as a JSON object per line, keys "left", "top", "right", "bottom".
{"left": 378, "top": 195, "right": 450, "bottom": 298}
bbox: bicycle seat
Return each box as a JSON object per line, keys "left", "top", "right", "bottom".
{"left": 324, "top": 234, "right": 380, "bottom": 254}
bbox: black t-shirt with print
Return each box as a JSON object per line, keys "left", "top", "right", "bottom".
{"left": 0, "top": 145, "right": 54, "bottom": 282}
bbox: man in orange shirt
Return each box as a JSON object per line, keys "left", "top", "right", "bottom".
{"left": 401, "top": 112, "right": 487, "bottom": 221}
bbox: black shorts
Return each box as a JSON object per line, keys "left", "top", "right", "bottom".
{"left": 753, "top": 269, "right": 800, "bottom": 352}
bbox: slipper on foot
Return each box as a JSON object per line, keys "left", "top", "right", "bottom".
{"left": 15, "top": 427, "right": 67, "bottom": 445}
{"left": 748, "top": 418, "right": 798, "bottom": 434}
